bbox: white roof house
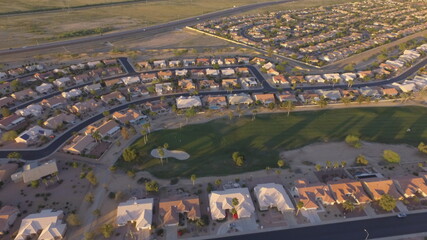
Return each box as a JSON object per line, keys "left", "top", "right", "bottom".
{"left": 61, "top": 89, "right": 82, "bottom": 99}
{"left": 340, "top": 73, "right": 357, "bottom": 82}
{"left": 392, "top": 81, "right": 417, "bottom": 93}
{"left": 169, "top": 60, "right": 181, "bottom": 67}
{"left": 153, "top": 60, "right": 167, "bottom": 68}
{"left": 16, "top": 104, "right": 43, "bottom": 117}
{"left": 221, "top": 68, "right": 236, "bottom": 76}
{"left": 359, "top": 87, "right": 381, "bottom": 98}
{"left": 305, "top": 75, "right": 325, "bottom": 83}
{"left": 175, "top": 69, "right": 188, "bottom": 77}
{"left": 87, "top": 61, "right": 102, "bottom": 68}
{"left": 53, "top": 77, "right": 71, "bottom": 88}
{"left": 209, "top": 188, "right": 255, "bottom": 220}
{"left": 15, "top": 209, "right": 66, "bottom": 240}
{"left": 240, "top": 77, "right": 258, "bottom": 89}
{"left": 35, "top": 83, "right": 54, "bottom": 94}
{"left": 416, "top": 44, "right": 427, "bottom": 52}
{"left": 155, "top": 83, "right": 173, "bottom": 95}
{"left": 316, "top": 90, "right": 342, "bottom": 101}
{"left": 117, "top": 198, "right": 153, "bottom": 230}
{"left": 323, "top": 73, "right": 341, "bottom": 82}
{"left": 206, "top": 69, "right": 220, "bottom": 76}
{"left": 412, "top": 75, "right": 427, "bottom": 90}
{"left": 83, "top": 83, "right": 102, "bottom": 93}
{"left": 176, "top": 96, "right": 202, "bottom": 109}
{"left": 121, "top": 76, "right": 141, "bottom": 86}
{"left": 15, "top": 126, "right": 53, "bottom": 144}
{"left": 386, "top": 60, "right": 404, "bottom": 68}
{"left": 228, "top": 93, "right": 253, "bottom": 105}
{"left": 16, "top": 160, "right": 59, "bottom": 183}
{"left": 254, "top": 183, "right": 294, "bottom": 213}
{"left": 262, "top": 62, "right": 274, "bottom": 70}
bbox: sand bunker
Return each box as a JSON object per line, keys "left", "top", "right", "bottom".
{"left": 151, "top": 148, "right": 190, "bottom": 160}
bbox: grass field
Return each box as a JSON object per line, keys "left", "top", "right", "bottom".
{"left": 117, "top": 107, "right": 427, "bottom": 179}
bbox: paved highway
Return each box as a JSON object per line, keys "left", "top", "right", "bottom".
{"left": 219, "top": 212, "right": 427, "bottom": 240}
{"left": 0, "top": 0, "right": 294, "bottom": 56}
{"left": 2, "top": 56, "right": 425, "bottom": 160}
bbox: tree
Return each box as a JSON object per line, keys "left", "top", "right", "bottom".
{"left": 378, "top": 194, "right": 396, "bottom": 212}
{"left": 418, "top": 142, "right": 427, "bottom": 154}
{"left": 316, "top": 98, "right": 328, "bottom": 108}
{"left": 141, "top": 129, "right": 148, "bottom": 144}
{"left": 355, "top": 154, "right": 369, "bottom": 166}
{"left": 92, "top": 209, "right": 101, "bottom": 217}
{"left": 84, "top": 232, "right": 95, "bottom": 240}
{"left": 343, "top": 63, "right": 355, "bottom": 72}
{"left": 342, "top": 97, "right": 351, "bottom": 105}
{"left": 215, "top": 179, "right": 222, "bottom": 186}
{"left": 7, "top": 152, "right": 21, "bottom": 160}
{"left": 383, "top": 150, "right": 400, "bottom": 163}
{"left": 341, "top": 161, "right": 347, "bottom": 168}
{"left": 122, "top": 148, "right": 137, "bottom": 162}
{"left": 102, "top": 111, "right": 110, "bottom": 117}
{"left": 282, "top": 100, "right": 295, "bottom": 117}
{"left": 100, "top": 223, "right": 114, "bottom": 238}
{"left": 342, "top": 201, "right": 355, "bottom": 212}
{"left": 10, "top": 79, "right": 20, "bottom": 91}
{"left": 31, "top": 180, "right": 39, "bottom": 188}
{"left": 145, "top": 180, "right": 159, "bottom": 192}
{"left": 296, "top": 201, "right": 304, "bottom": 215}
{"left": 66, "top": 213, "right": 81, "bottom": 226}
{"left": 232, "top": 197, "right": 239, "bottom": 207}
{"left": 315, "top": 164, "right": 322, "bottom": 171}
{"left": 333, "top": 162, "right": 340, "bottom": 168}
{"left": 326, "top": 161, "right": 332, "bottom": 169}
{"left": 277, "top": 160, "right": 285, "bottom": 168}
{"left": 251, "top": 109, "right": 257, "bottom": 121}
{"left": 2, "top": 130, "right": 17, "bottom": 141}
{"left": 92, "top": 130, "right": 102, "bottom": 142}
{"left": 190, "top": 174, "right": 197, "bottom": 186}
{"left": 0, "top": 107, "right": 10, "bottom": 117}
{"left": 157, "top": 146, "right": 165, "bottom": 165}
{"left": 84, "top": 192, "right": 94, "bottom": 204}
{"left": 120, "top": 127, "right": 129, "bottom": 140}
{"left": 85, "top": 171, "right": 98, "bottom": 186}
{"left": 185, "top": 107, "right": 197, "bottom": 122}
{"left": 345, "top": 135, "right": 362, "bottom": 148}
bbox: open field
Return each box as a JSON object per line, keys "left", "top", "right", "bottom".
{"left": 0, "top": 0, "right": 276, "bottom": 49}
{"left": 117, "top": 107, "right": 427, "bottom": 179}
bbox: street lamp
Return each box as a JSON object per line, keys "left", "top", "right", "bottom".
{"left": 364, "top": 229, "right": 369, "bottom": 240}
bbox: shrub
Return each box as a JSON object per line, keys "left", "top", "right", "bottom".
{"left": 355, "top": 155, "right": 369, "bottom": 166}
{"left": 345, "top": 135, "right": 362, "bottom": 148}
{"left": 383, "top": 150, "right": 400, "bottom": 163}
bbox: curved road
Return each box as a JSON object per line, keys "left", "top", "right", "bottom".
{"left": 0, "top": 0, "right": 294, "bottom": 55}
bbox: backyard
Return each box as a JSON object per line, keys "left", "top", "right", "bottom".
{"left": 116, "top": 107, "right": 427, "bottom": 178}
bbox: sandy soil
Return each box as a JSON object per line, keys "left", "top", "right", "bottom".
{"left": 150, "top": 148, "right": 190, "bottom": 160}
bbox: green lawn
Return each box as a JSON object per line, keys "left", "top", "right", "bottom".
{"left": 117, "top": 107, "right": 427, "bottom": 179}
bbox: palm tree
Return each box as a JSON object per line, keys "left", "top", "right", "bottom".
{"left": 215, "top": 179, "right": 222, "bottom": 186}
{"left": 342, "top": 97, "right": 351, "bottom": 105}
{"left": 143, "top": 122, "right": 151, "bottom": 133}
{"left": 141, "top": 129, "right": 148, "bottom": 144}
{"left": 282, "top": 100, "right": 295, "bottom": 117}
{"left": 92, "top": 130, "right": 102, "bottom": 143}
{"left": 347, "top": 79, "right": 354, "bottom": 88}
{"left": 277, "top": 160, "right": 285, "bottom": 168}
{"left": 190, "top": 174, "right": 196, "bottom": 186}
{"left": 251, "top": 109, "right": 258, "bottom": 121}
{"left": 341, "top": 161, "right": 347, "bottom": 168}
{"left": 326, "top": 161, "right": 332, "bottom": 169}
{"left": 343, "top": 200, "right": 355, "bottom": 212}
{"left": 296, "top": 201, "right": 304, "bottom": 216}
{"left": 316, "top": 97, "right": 328, "bottom": 108}
{"left": 157, "top": 146, "right": 165, "bottom": 165}
{"left": 232, "top": 197, "right": 239, "bottom": 207}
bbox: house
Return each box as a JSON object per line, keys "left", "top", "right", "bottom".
{"left": 112, "top": 109, "right": 146, "bottom": 125}
{"left": 0, "top": 114, "right": 26, "bottom": 131}
{"left": 127, "top": 86, "right": 149, "bottom": 98}
{"left": 288, "top": 76, "right": 305, "bottom": 84}
{"left": 316, "top": 90, "right": 342, "bottom": 101}
{"left": 16, "top": 104, "right": 43, "bottom": 117}
{"left": 70, "top": 63, "right": 86, "bottom": 71}
{"left": 10, "top": 88, "right": 37, "bottom": 101}
{"left": 121, "top": 76, "right": 140, "bottom": 86}
{"left": 104, "top": 78, "right": 122, "bottom": 87}
{"left": 359, "top": 87, "right": 381, "bottom": 98}
{"left": 34, "top": 72, "right": 54, "bottom": 80}
{"left": 12, "top": 160, "right": 58, "bottom": 183}
{"left": 196, "top": 58, "right": 210, "bottom": 66}
{"left": 0, "top": 205, "right": 19, "bottom": 235}
{"left": 209, "top": 188, "right": 255, "bottom": 220}
{"left": 158, "top": 71, "right": 173, "bottom": 80}
{"left": 222, "top": 79, "right": 239, "bottom": 88}
{"left": 291, "top": 180, "right": 335, "bottom": 210}
{"left": 240, "top": 77, "right": 258, "bottom": 89}
{"left": 101, "top": 91, "right": 126, "bottom": 104}
{"left": 251, "top": 57, "right": 266, "bottom": 65}
{"left": 299, "top": 92, "right": 320, "bottom": 104}
{"left": 211, "top": 58, "right": 224, "bottom": 65}
{"left": 159, "top": 197, "right": 201, "bottom": 226}
{"left": 340, "top": 73, "right": 357, "bottom": 82}
{"left": 328, "top": 179, "right": 371, "bottom": 204}
{"left": 392, "top": 81, "right": 417, "bottom": 93}
{"left": 277, "top": 92, "right": 298, "bottom": 102}
{"left": 169, "top": 60, "right": 181, "bottom": 67}
{"left": 254, "top": 183, "right": 294, "bottom": 213}
{"left": 237, "top": 57, "right": 250, "bottom": 64}
{"left": 87, "top": 60, "right": 102, "bottom": 68}
{"left": 83, "top": 83, "right": 102, "bottom": 93}
{"left": 228, "top": 93, "right": 253, "bottom": 105}
{"left": 140, "top": 73, "right": 157, "bottom": 83}
{"left": 236, "top": 67, "right": 250, "bottom": 75}
{"left": 357, "top": 71, "right": 373, "bottom": 80}
{"left": 103, "top": 59, "right": 117, "bottom": 66}
{"left": 71, "top": 99, "right": 100, "bottom": 114}
{"left": 0, "top": 163, "right": 19, "bottom": 182}
{"left": 43, "top": 113, "right": 75, "bottom": 129}
{"left": 14, "top": 209, "right": 66, "bottom": 240}
{"left": 62, "top": 134, "right": 96, "bottom": 155}
{"left": 35, "top": 83, "right": 54, "bottom": 94}
{"left": 322, "top": 73, "right": 341, "bottom": 83}
{"left": 117, "top": 198, "right": 153, "bottom": 230}
{"left": 85, "top": 120, "right": 120, "bottom": 138}
{"left": 178, "top": 79, "right": 196, "bottom": 91}
{"left": 144, "top": 101, "right": 169, "bottom": 114}
{"left": 199, "top": 80, "right": 219, "bottom": 89}
{"left": 204, "top": 95, "right": 227, "bottom": 109}
{"left": 191, "top": 69, "right": 205, "bottom": 78}
{"left": 40, "top": 96, "right": 67, "bottom": 109}
{"left": 183, "top": 59, "right": 196, "bottom": 66}
{"left": 362, "top": 178, "right": 403, "bottom": 201}
{"left": 0, "top": 97, "right": 14, "bottom": 108}
{"left": 137, "top": 61, "right": 151, "bottom": 69}
{"left": 62, "top": 89, "right": 82, "bottom": 99}
{"left": 380, "top": 88, "right": 399, "bottom": 97}
{"left": 221, "top": 68, "right": 235, "bottom": 76}
{"left": 224, "top": 58, "right": 236, "bottom": 65}
{"left": 340, "top": 89, "right": 360, "bottom": 100}
{"left": 153, "top": 60, "right": 167, "bottom": 68}
{"left": 394, "top": 176, "right": 427, "bottom": 198}
{"left": 267, "top": 68, "right": 280, "bottom": 76}
{"left": 53, "top": 77, "right": 71, "bottom": 88}
{"left": 176, "top": 96, "right": 202, "bottom": 109}
{"left": 262, "top": 62, "right": 274, "bottom": 70}
{"left": 253, "top": 93, "right": 276, "bottom": 105}
{"left": 0, "top": 82, "right": 11, "bottom": 95}
{"left": 206, "top": 69, "right": 220, "bottom": 76}
{"left": 155, "top": 83, "right": 173, "bottom": 95}
{"left": 305, "top": 75, "right": 325, "bottom": 84}
{"left": 15, "top": 126, "right": 53, "bottom": 144}
{"left": 175, "top": 69, "right": 188, "bottom": 77}
{"left": 272, "top": 75, "right": 288, "bottom": 84}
